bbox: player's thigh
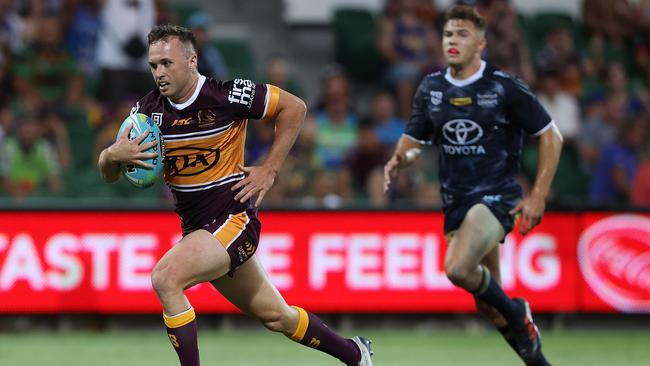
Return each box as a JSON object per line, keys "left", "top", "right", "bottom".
{"left": 210, "top": 255, "right": 290, "bottom": 320}
{"left": 445, "top": 203, "right": 505, "bottom": 267}
{"left": 154, "top": 229, "right": 231, "bottom": 289}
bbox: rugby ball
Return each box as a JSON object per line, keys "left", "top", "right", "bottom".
{"left": 116, "top": 113, "right": 164, "bottom": 188}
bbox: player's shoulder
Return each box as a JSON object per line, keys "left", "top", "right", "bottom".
{"left": 131, "top": 89, "right": 163, "bottom": 115}
{"left": 201, "top": 76, "right": 263, "bottom": 102}
{"left": 417, "top": 70, "right": 446, "bottom": 91}
{"left": 484, "top": 64, "right": 532, "bottom": 92}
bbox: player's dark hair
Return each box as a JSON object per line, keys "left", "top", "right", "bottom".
{"left": 444, "top": 5, "right": 486, "bottom": 32}
{"left": 148, "top": 24, "right": 197, "bottom": 55}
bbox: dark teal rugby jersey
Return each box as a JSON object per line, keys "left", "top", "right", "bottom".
{"left": 404, "top": 61, "right": 553, "bottom": 206}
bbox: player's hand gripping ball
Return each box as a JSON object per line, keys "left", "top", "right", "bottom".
{"left": 116, "top": 113, "right": 164, "bottom": 188}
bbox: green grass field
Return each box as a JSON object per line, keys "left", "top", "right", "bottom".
{"left": 1, "top": 329, "right": 649, "bottom": 365}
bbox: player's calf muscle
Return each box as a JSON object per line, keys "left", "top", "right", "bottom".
{"left": 259, "top": 307, "right": 297, "bottom": 334}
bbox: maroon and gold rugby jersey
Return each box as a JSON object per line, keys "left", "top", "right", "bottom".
{"left": 132, "top": 76, "right": 280, "bottom": 233}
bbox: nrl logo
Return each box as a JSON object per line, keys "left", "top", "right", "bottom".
{"left": 430, "top": 91, "right": 442, "bottom": 106}
{"left": 151, "top": 112, "right": 163, "bottom": 126}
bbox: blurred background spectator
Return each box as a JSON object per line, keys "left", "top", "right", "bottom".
{"left": 186, "top": 12, "right": 228, "bottom": 79}
{"left": 0, "top": 113, "right": 61, "bottom": 198}
{"left": 96, "top": 0, "right": 155, "bottom": 105}
{"left": 589, "top": 116, "right": 647, "bottom": 204}
{"left": 0, "top": 0, "right": 646, "bottom": 211}
{"left": 377, "top": 0, "right": 441, "bottom": 120}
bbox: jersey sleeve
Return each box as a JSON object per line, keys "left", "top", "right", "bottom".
{"left": 504, "top": 75, "right": 553, "bottom": 136}
{"left": 129, "top": 93, "right": 154, "bottom": 117}
{"left": 404, "top": 79, "right": 434, "bottom": 144}
{"left": 221, "top": 79, "right": 280, "bottom": 121}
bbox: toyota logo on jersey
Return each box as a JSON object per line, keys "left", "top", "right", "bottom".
{"left": 442, "top": 119, "right": 483, "bottom": 145}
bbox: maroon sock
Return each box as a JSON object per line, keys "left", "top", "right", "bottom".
{"left": 164, "top": 307, "right": 200, "bottom": 366}
{"left": 287, "top": 306, "right": 360, "bottom": 366}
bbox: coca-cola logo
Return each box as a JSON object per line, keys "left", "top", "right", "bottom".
{"left": 578, "top": 215, "right": 650, "bottom": 312}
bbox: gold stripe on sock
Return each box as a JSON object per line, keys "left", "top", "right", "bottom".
{"left": 474, "top": 265, "right": 491, "bottom": 295}
{"left": 163, "top": 307, "right": 196, "bottom": 329}
{"left": 289, "top": 306, "right": 309, "bottom": 342}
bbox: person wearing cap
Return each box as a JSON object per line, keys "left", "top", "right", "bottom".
{"left": 186, "top": 12, "right": 228, "bottom": 79}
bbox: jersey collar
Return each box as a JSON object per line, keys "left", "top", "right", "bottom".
{"left": 444, "top": 60, "right": 486, "bottom": 87}
{"left": 167, "top": 74, "right": 206, "bottom": 110}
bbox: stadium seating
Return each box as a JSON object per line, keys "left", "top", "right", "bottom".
{"left": 170, "top": 3, "right": 201, "bottom": 27}
{"left": 211, "top": 39, "right": 258, "bottom": 80}
{"left": 333, "top": 8, "right": 382, "bottom": 82}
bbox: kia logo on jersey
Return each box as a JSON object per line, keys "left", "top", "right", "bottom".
{"left": 442, "top": 119, "right": 483, "bottom": 145}
{"left": 578, "top": 215, "right": 650, "bottom": 313}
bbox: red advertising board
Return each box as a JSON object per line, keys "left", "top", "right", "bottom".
{"left": 0, "top": 211, "right": 647, "bottom": 313}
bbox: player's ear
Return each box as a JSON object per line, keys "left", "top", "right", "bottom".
{"left": 477, "top": 33, "right": 486, "bottom": 53}
{"left": 189, "top": 52, "right": 197, "bottom": 69}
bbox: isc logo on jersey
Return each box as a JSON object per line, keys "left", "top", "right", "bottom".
{"left": 228, "top": 79, "right": 255, "bottom": 107}
{"left": 441, "top": 119, "right": 486, "bottom": 155}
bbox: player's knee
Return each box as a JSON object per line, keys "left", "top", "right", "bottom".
{"left": 150, "top": 263, "right": 180, "bottom": 296}
{"left": 445, "top": 262, "right": 470, "bottom": 286}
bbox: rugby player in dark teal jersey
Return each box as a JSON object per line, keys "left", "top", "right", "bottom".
{"left": 384, "top": 6, "right": 562, "bottom": 365}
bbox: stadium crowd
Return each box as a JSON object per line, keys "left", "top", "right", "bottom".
{"left": 0, "top": 0, "right": 648, "bottom": 209}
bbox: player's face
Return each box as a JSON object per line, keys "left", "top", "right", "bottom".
{"left": 148, "top": 37, "right": 197, "bottom": 101}
{"left": 442, "top": 19, "right": 485, "bottom": 68}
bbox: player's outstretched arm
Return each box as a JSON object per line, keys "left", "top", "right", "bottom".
{"left": 510, "top": 124, "right": 563, "bottom": 234}
{"left": 383, "top": 135, "right": 424, "bottom": 192}
{"left": 232, "top": 90, "right": 306, "bottom": 206}
{"left": 98, "top": 123, "right": 158, "bottom": 183}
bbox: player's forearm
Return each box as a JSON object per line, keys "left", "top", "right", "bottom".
{"left": 98, "top": 147, "right": 121, "bottom": 183}
{"left": 531, "top": 125, "right": 563, "bottom": 198}
{"left": 263, "top": 98, "right": 306, "bottom": 174}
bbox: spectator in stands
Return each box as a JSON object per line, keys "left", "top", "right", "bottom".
{"left": 537, "top": 68, "right": 580, "bottom": 142}
{"left": 12, "top": 15, "right": 80, "bottom": 169}
{"left": 378, "top": 0, "right": 441, "bottom": 120}
{"left": 583, "top": 0, "right": 636, "bottom": 47}
{"left": 186, "top": 12, "right": 228, "bottom": 79}
{"left": 0, "top": 115, "right": 61, "bottom": 198}
{"left": 589, "top": 116, "right": 647, "bottom": 203}
{"left": 0, "top": 46, "right": 12, "bottom": 108}
{"left": 632, "top": 132, "right": 650, "bottom": 207}
{"left": 154, "top": 0, "right": 174, "bottom": 24}
{"left": 580, "top": 36, "right": 607, "bottom": 101}
{"left": 246, "top": 120, "right": 274, "bottom": 166}
{"left": 605, "top": 61, "right": 646, "bottom": 115}
{"left": 62, "top": 0, "right": 102, "bottom": 80}
{"left": 482, "top": 0, "right": 535, "bottom": 84}
{"left": 369, "top": 91, "right": 405, "bottom": 147}
{"left": 578, "top": 93, "right": 627, "bottom": 168}
{"left": 343, "top": 119, "right": 392, "bottom": 201}
{"left": 535, "top": 26, "right": 581, "bottom": 95}
{"left": 267, "top": 113, "right": 322, "bottom": 206}
{"left": 312, "top": 63, "right": 353, "bottom": 114}
{"left": 312, "top": 68, "right": 358, "bottom": 171}
{"left": 263, "top": 53, "right": 303, "bottom": 97}
{"left": 13, "top": 15, "right": 83, "bottom": 110}
{"left": 96, "top": 0, "right": 155, "bottom": 104}
{"left": 0, "top": 0, "right": 27, "bottom": 53}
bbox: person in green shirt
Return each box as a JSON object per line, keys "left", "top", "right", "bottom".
{"left": 0, "top": 117, "right": 61, "bottom": 198}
